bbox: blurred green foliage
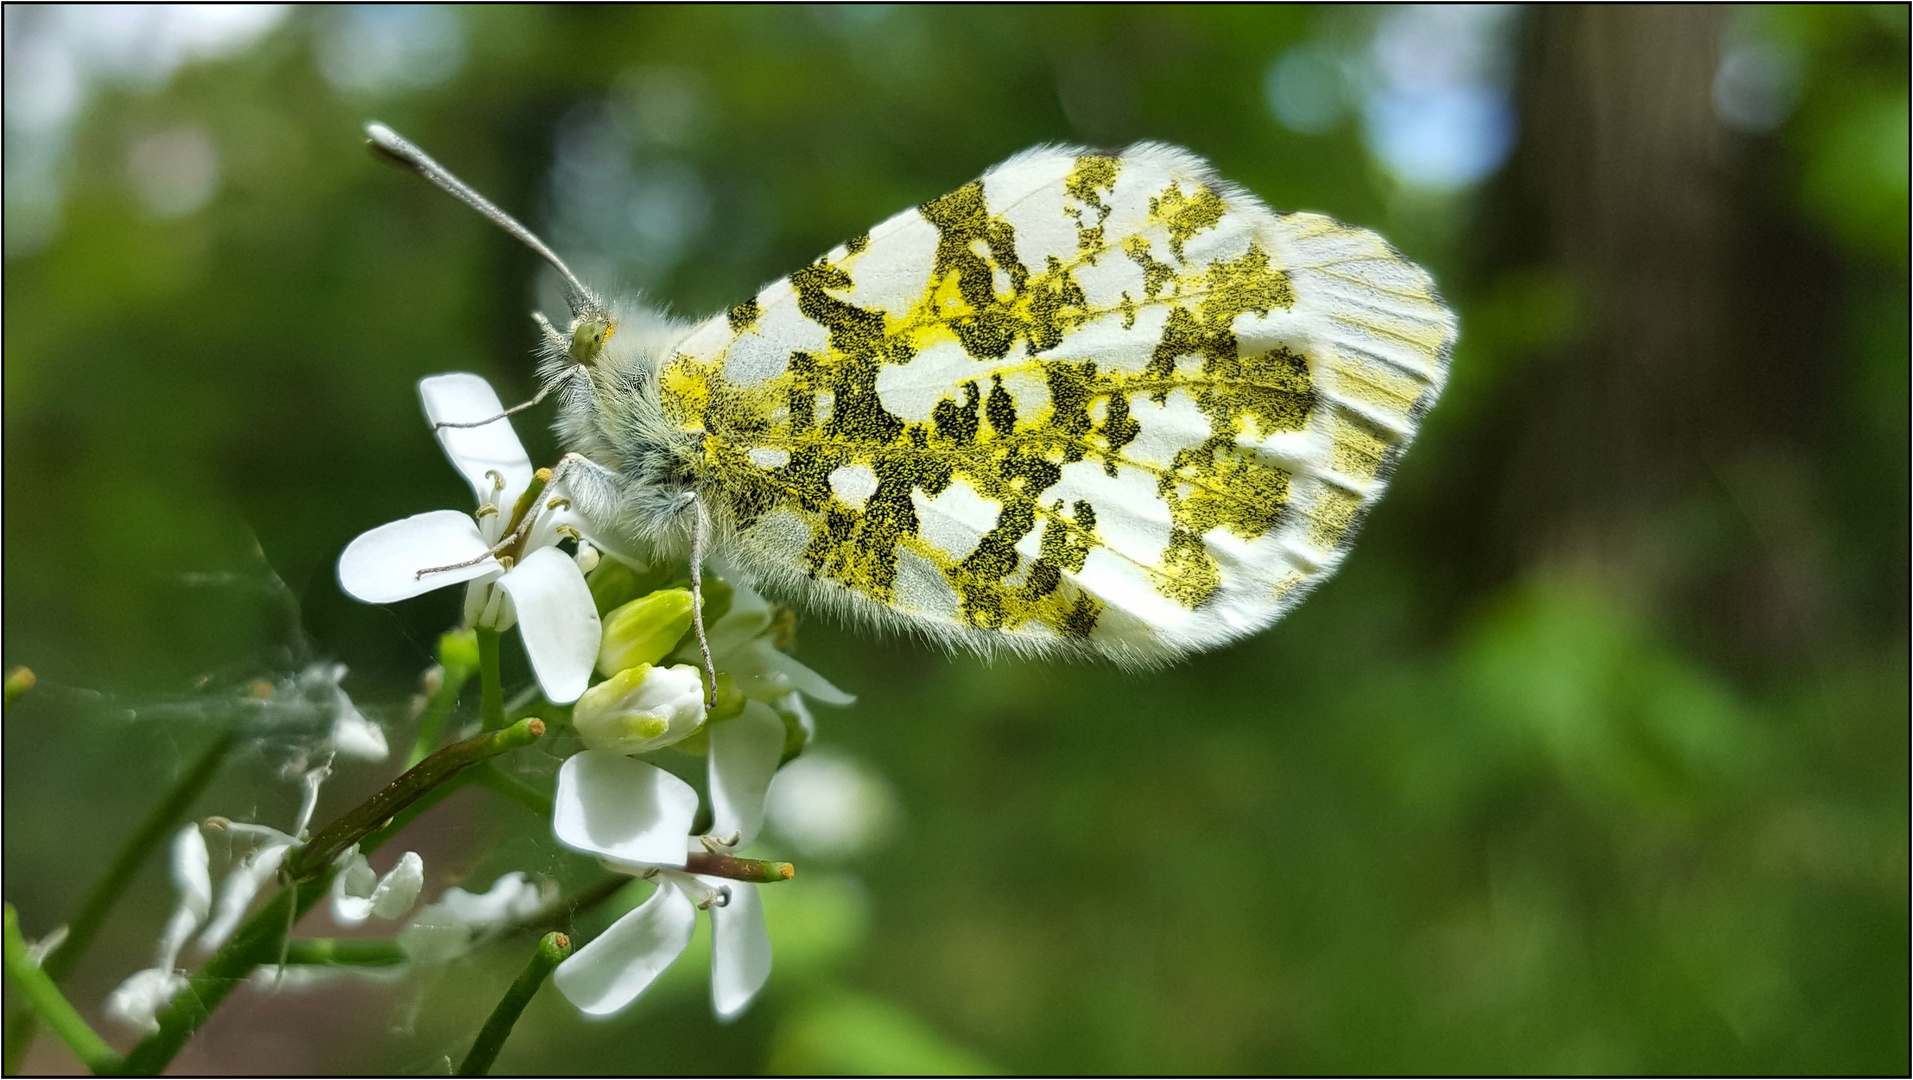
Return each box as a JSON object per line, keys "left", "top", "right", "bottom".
{"left": 3, "top": 5, "right": 1905, "bottom": 1074}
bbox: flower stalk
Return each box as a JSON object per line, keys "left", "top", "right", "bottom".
{"left": 2, "top": 905, "right": 119, "bottom": 1076}
{"left": 456, "top": 932, "right": 571, "bottom": 1077}
{"left": 409, "top": 630, "right": 480, "bottom": 767}
{"left": 291, "top": 717, "right": 544, "bottom": 880}
{"left": 119, "top": 871, "right": 328, "bottom": 1074}
{"left": 476, "top": 628, "right": 506, "bottom": 731}
{"left": 682, "top": 852, "right": 796, "bottom": 883}
{"left": 280, "top": 938, "right": 407, "bottom": 966}
{"left": 121, "top": 717, "right": 548, "bottom": 1075}
{"left": 2, "top": 730, "right": 235, "bottom": 1075}
{"left": 471, "top": 762, "right": 555, "bottom": 817}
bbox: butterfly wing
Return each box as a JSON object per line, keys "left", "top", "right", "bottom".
{"left": 659, "top": 144, "right": 1454, "bottom": 664}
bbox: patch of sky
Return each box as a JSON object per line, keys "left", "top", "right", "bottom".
{"left": 1712, "top": 17, "right": 1803, "bottom": 134}
{"left": 313, "top": 5, "right": 466, "bottom": 96}
{"left": 1360, "top": 5, "right": 1520, "bottom": 191}
{"left": 544, "top": 70, "right": 717, "bottom": 296}
{"left": 2, "top": 4, "right": 286, "bottom": 256}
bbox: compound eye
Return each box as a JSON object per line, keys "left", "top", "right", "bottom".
{"left": 570, "top": 316, "right": 613, "bottom": 364}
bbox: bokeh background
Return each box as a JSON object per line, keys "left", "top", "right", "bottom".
{"left": 3, "top": 4, "right": 1906, "bottom": 1074}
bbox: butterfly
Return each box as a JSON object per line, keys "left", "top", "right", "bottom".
{"left": 368, "top": 124, "right": 1454, "bottom": 670}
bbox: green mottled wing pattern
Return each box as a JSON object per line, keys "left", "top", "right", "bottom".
{"left": 659, "top": 144, "right": 1454, "bottom": 663}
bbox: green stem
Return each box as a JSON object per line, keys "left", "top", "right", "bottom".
{"left": 455, "top": 932, "right": 571, "bottom": 1077}
{"left": 280, "top": 938, "right": 406, "bottom": 966}
{"left": 476, "top": 628, "right": 504, "bottom": 731}
{"left": 1, "top": 905, "right": 119, "bottom": 1075}
{"left": 359, "top": 771, "right": 470, "bottom": 857}
{"left": 49, "top": 732, "right": 236, "bottom": 983}
{"left": 2, "top": 730, "right": 235, "bottom": 1075}
{"left": 682, "top": 851, "right": 796, "bottom": 883}
{"left": 119, "top": 874, "right": 330, "bottom": 1076}
{"left": 120, "top": 719, "right": 547, "bottom": 1075}
{"left": 470, "top": 763, "right": 553, "bottom": 817}
{"left": 288, "top": 717, "right": 544, "bottom": 880}
{"left": 408, "top": 663, "right": 475, "bottom": 769}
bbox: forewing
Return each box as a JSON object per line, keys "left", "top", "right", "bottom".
{"left": 660, "top": 144, "right": 1454, "bottom": 663}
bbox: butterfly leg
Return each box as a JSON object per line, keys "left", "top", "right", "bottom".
{"left": 432, "top": 368, "right": 578, "bottom": 431}
{"left": 685, "top": 492, "right": 718, "bottom": 708}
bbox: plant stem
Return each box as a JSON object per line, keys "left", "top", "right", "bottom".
{"left": 288, "top": 717, "right": 545, "bottom": 880}
{"left": 119, "top": 718, "right": 547, "bottom": 1075}
{"left": 280, "top": 938, "right": 406, "bottom": 966}
{"left": 1, "top": 905, "right": 119, "bottom": 1075}
{"left": 118, "top": 874, "right": 331, "bottom": 1075}
{"left": 469, "top": 763, "right": 553, "bottom": 817}
{"left": 50, "top": 732, "right": 236, "bottom": 983}
{"left": 408, "top": 663, "right": 474, "bottom": 768}
{"left": 455, "top": 932, "right": 571, "bottom": 1077}
{"left": 682, "top": 851, "right": 796, "bottom": 883}
{"left": 476, "top": 628, "right": 504, "bottom": 731}
{"left": 2, "top": 730, "right": 235, "bottom": 1074}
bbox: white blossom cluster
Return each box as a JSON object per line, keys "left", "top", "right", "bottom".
{"left": 335, "top": 373, "right": 853, "bottom": 1021}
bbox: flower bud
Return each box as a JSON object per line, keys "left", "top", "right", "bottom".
{"left": 587, "top": 558, "right": 673, "bottom": 616}
{"left": 572, "top": 663, "right": 706, "bottom": 755}
{"left": 597, "top": 589, "right": 695, "bottom": 676}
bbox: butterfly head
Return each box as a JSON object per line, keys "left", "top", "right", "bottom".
{"left": 568, "top": 313, "right": 615, "bottom": 366}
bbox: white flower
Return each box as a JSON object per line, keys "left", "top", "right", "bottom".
{"left": 104, "top": 968, "right": 188, "bottom": 1036}
{"left": 337, "top": 373, "right": 601, "bottom": 703}
{"left": 398, "top": 872, "right": 551, "bottom": 964}
{"left": 679, "top": 582, "right": 853, "bottom": 710}
{"left": 549, "top": 708, "right": 788, "bottom": 1020}
{"left": 572, "top": 663, "right": 707, "bottom": 755}
{"left": 196, "top": 760, "right": 332, "bottom": 953}
{"left": 329, "top": 849, "right": 425, "bottom": 926}
{"left": 105, "top": 825, "right": 210, "bottom": 1033}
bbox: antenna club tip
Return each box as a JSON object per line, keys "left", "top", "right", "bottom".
{"left": 364, "top": 120, "right": 398, "bottom": 145}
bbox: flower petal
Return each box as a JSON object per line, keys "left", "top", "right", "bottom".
{"left": 420, "top": 373, "right": 533, "bottom": 508}
{"left": 155, "top": 825, "right": 212, "bottom": 967}
{"left": 329, "top": 708, "right": 389, "bottom": 762}
{"left": 370, "top": 851, "right": 425, "bottom": 920}
{"left": 330, "top": 850, "right": 380, "bottom": 926}
{"left": 764, "top": 649, "right": 855, "bottom": 706}
{"left": 339, "top": 511, "right": 497, "bottom": 603}
{"left": 170, "top": 825, "right": 213, "bottom": 920}
{"left": 399, "top": 871, "right": 543, "bottom": 964}
{"left": 105, "top": 968, "right": 188, "bottom": 1035}
{"left": 197, "top": 842, "right": 290, "bottom": 953}
{"left": 709, "top": 700, "right": 787, "bottom": 848}
{"left": 702, "top": 878, "right": 770, "bottom": 1021}
{"left": 553, "top": 752, "right": 697, "bottom": 866}
{"left": 552, "top": 877, "right": 697, "bottom": 1017}
{"left": 434, "top": 872, "right": 546, "bottom": 928}
{"left": 498, "top": 547, "right": 601, "bottom": 704}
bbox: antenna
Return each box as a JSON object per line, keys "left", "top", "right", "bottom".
{"left": 364, "top": 121, "right": 599, "bottom": 318}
